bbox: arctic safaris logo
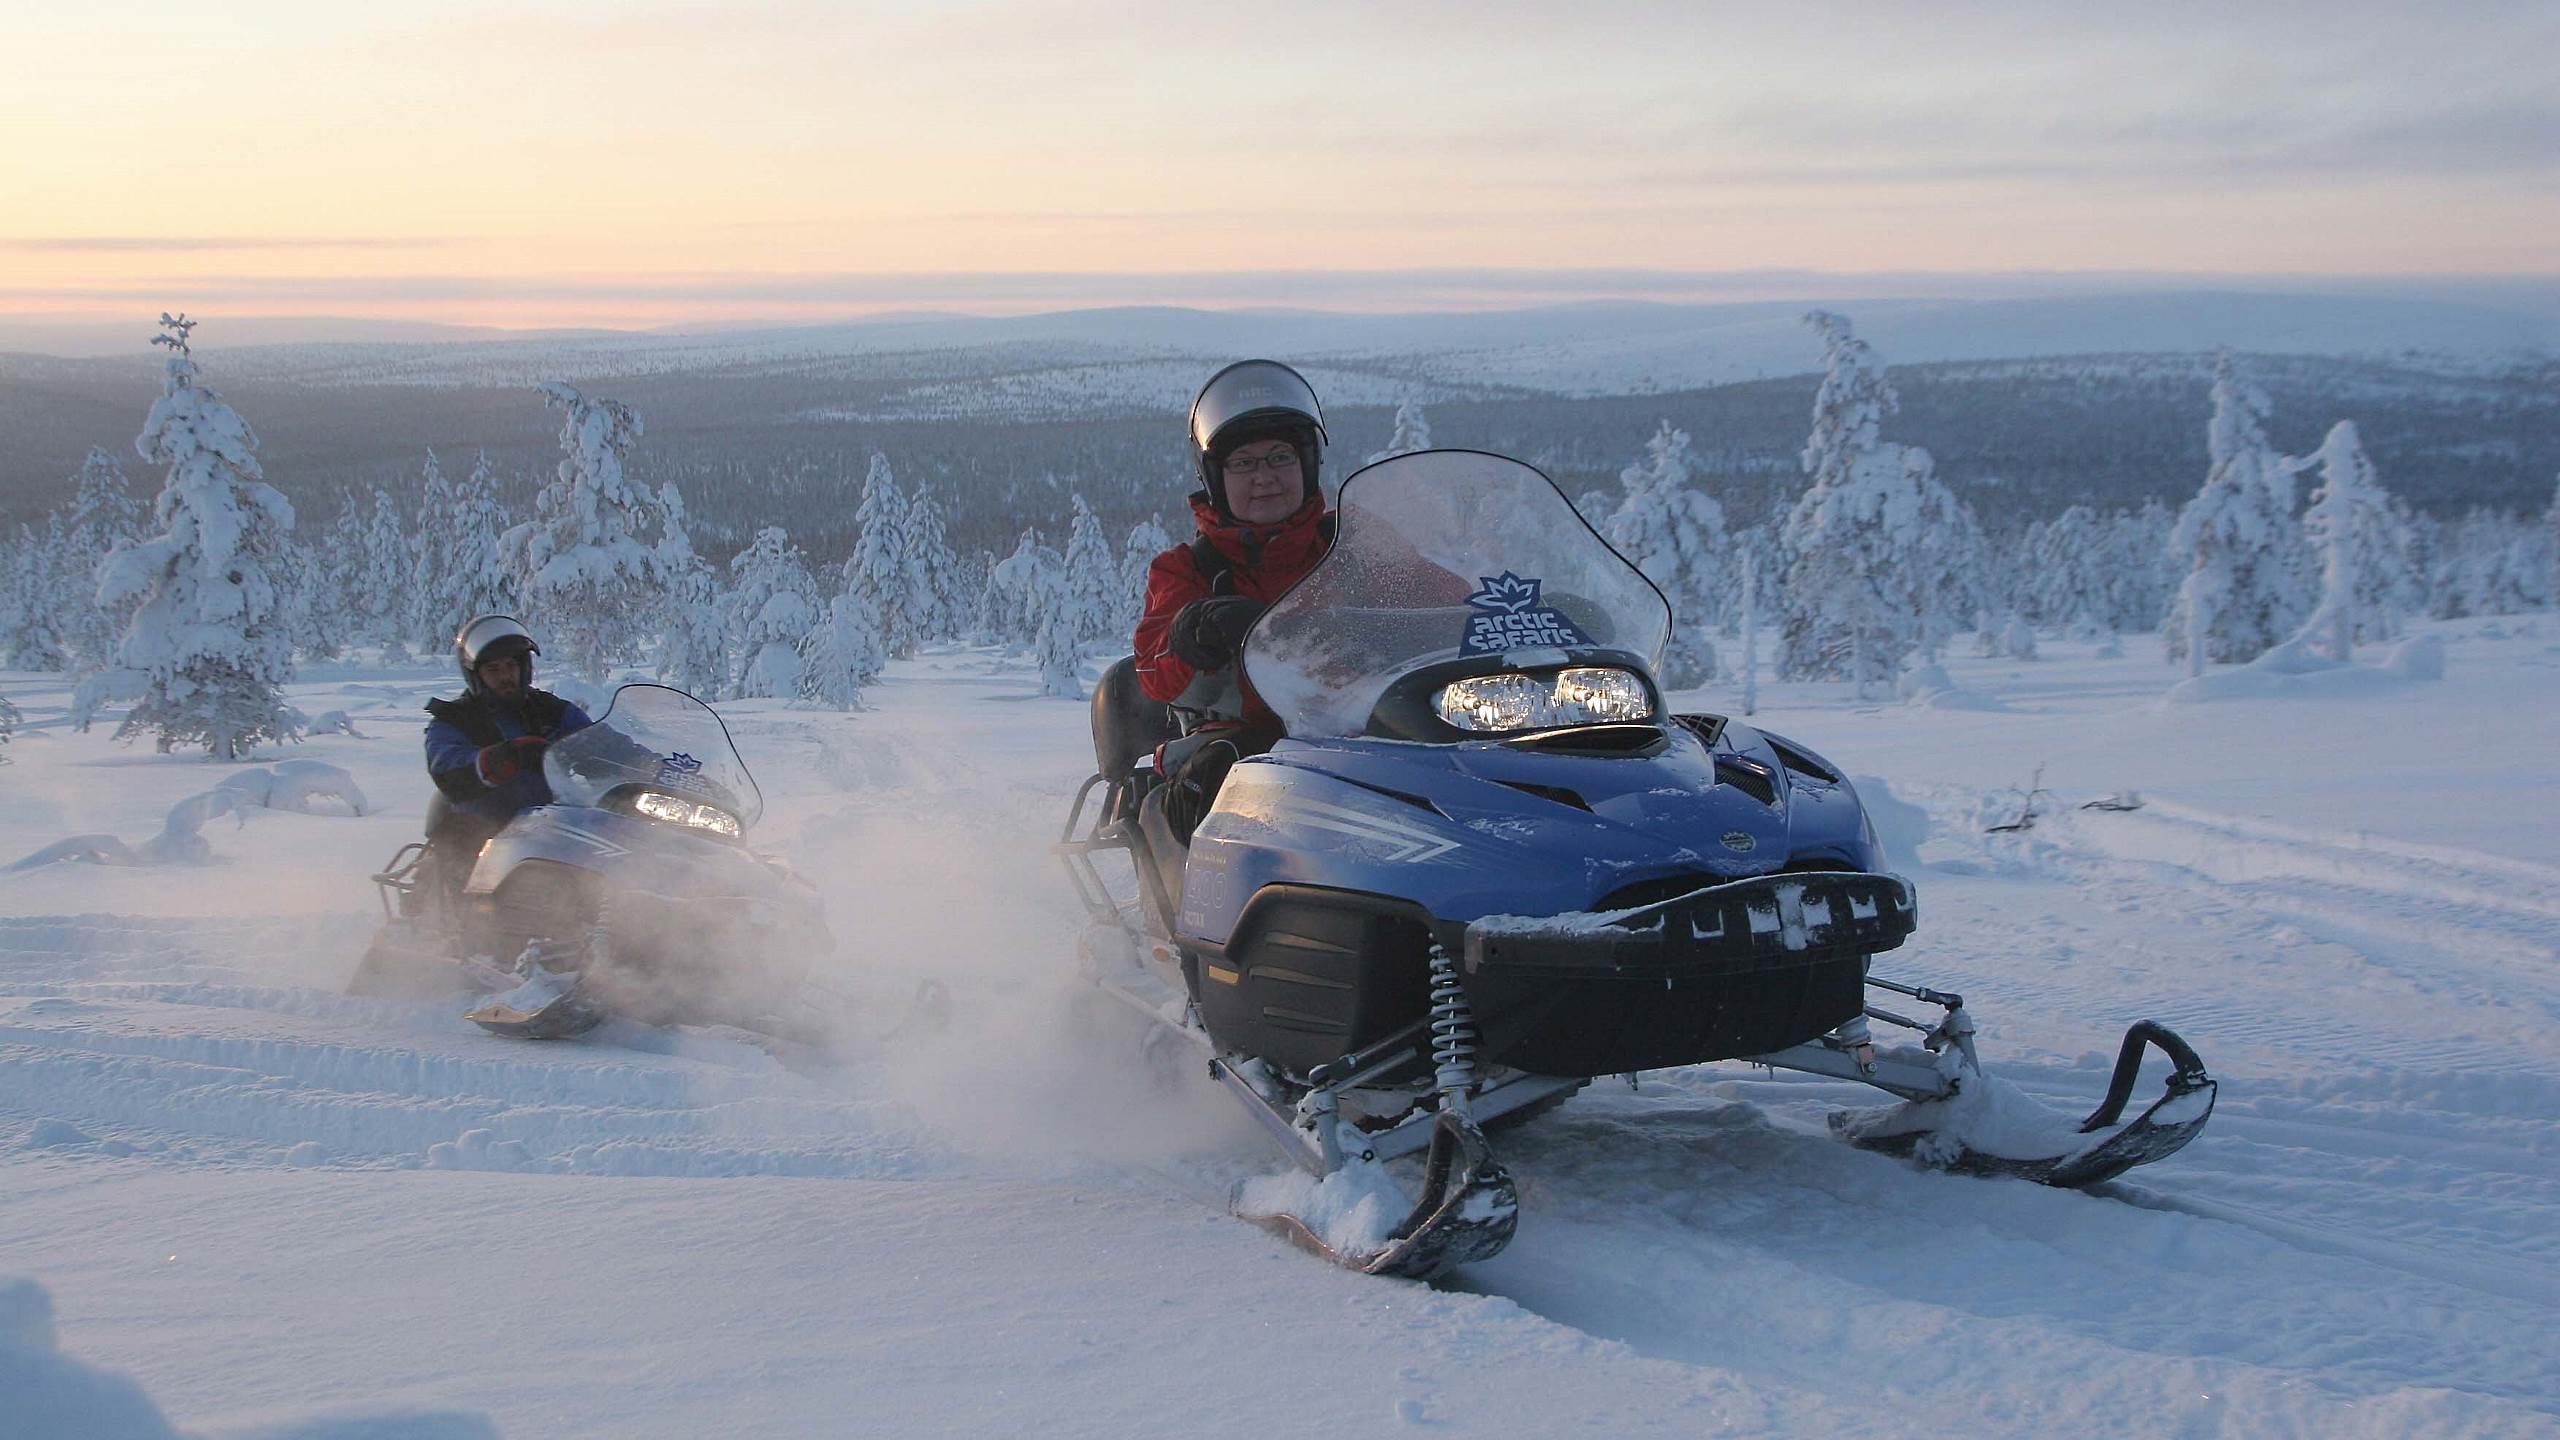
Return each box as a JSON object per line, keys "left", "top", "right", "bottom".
{"left": 654, "top": 752, "right": 707, "bottom": 791}
{"left": 1461, "top": 572, "right": 1595, "bottom": 656}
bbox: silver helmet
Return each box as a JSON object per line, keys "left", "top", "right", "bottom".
{"left": 453, "top": 614, "right": 538, "bottom": 695}
{"left": 1188, "top": 359, "right": 1326, "bottom": 516}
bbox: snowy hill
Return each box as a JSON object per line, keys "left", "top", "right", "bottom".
{"left": 3, "top": 621, "right": 2556, "bottom": 1437}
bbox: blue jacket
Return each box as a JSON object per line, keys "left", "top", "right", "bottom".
{"left": 424, "top": 690, "right": 595, "bottom": 825}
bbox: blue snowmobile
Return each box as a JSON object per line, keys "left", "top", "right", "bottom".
{"left": 1059, "top": 449, "right": 2214, "bottom": 1280}
{"left": 354, "top": 683, "right": 830, "bottom": 1041}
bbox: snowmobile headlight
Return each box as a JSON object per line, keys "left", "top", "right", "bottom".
{"left": 1432, "top": 668, "right": 1654, "bottom": 732}
{"left": 1433, "top": 673, "right": 1550, "bottom": 732}
{"left": 1549, "top": 667, "right": 1653, "bottom": 724}
{"left": 634, "top": 790, "right": 742, "bottom": 837}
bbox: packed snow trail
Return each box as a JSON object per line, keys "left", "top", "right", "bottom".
{"left": 2, "top": 633, "right": 2556, "bottom": 1437}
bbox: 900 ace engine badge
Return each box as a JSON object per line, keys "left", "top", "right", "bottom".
{"left": 1461, "top": 572, "right": 1594, "bottom": 657}
{"left": 1721, "top": 830, "right": 1757, "bottom": 853}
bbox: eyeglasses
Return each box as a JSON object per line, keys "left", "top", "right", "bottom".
{"left": 1223, "top": 449, "right": 1300, "bottom": 475}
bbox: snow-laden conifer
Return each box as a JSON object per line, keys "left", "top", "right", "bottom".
{"left": 1604, "top": 420, "right": 1726, "bottom": 687}
{"left": 1, "top": 524, "right": 72, "bottom": 670}
{"left": 979, "top": 529, "right": 1049, "bottom": 650}
{"left": 649, "top": 482, "right": 728, "bottom": 700}
{"left": 1779, "top": 313, "right": 1982, "bottom": 695}
{"left": 362, "top": 486, "right": 413, "bottom": 661}
{"left": 405, "top": 451, "right": 455, "bottom": 653}
{"left": 2163, "top": 352, "right": 2313, "bottom": 674}
{"left": 1118, "top": 515, "right": 1176, "bottom": 640}
{"left": 1737, "top": 550, "right": 1760, "bottom": 717}
{"left": 62, "top": 449, "right": 145, "bottom": 669}
{"left": 2544, "top": 477, "right": 2560, "bottom": 613}
{"left": 97, "top": 315, "right": 299, "bottom": 759}
{"left": 501, "top": 383, "right": 678, "bottom": 686}
{"left": 847, "top": 453, "right": 923, "bottom": 657}
{"left": 0, "top": 689, "right": 17, "bottom": 763}
{"left": 724, "top": 527, "right": 819, "bottom": 698}
{"left": 1369, "top": 397, "right": 1432, "bottom": 462}
{"left": 420, "top": 451, "right": 518, "bottom": 656}
{"left": 1060, "top": 493, "right": 1120, "bottom": 648}
{"left": 2290, "top": 420, "right": 2418, "bottom": 661}
{"left": 799, "top": 588, "right": 887, "bottom": 710}
{"left": 899, "top": 483, "right": 961, "bottom": 647}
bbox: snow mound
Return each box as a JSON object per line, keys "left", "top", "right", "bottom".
{"left": 7, "top": 763, "right": 367, "bottom": 870}
{"left": 1895, "top": 662, "right": 2009, "bottom": 710}
{"left": 1848, "top": 775, "right": 1930, "bottom": 868}
{"left": 1, "top": 1277, "right": 495, "bottom": 1440}
{"left": 2168, "top": 635, "right": 2446, "bottom": 703}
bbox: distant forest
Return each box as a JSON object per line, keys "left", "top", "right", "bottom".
{"left": 4, "top": 349, "right": 2553, "bottom": 569}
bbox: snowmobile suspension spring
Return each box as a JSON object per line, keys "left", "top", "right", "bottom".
{"left": 1427, "top": 945, "right": 1479, "bottom": 1097}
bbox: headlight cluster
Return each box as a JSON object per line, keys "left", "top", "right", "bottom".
{"left": 1432, "top": 667, "right": 1654, "bottom": 732}
{"left": 634, "top": 790, "right": 742, "bottom": 837}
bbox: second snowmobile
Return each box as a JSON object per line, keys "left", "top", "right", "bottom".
{"left": 352, "top": 683, "right": 830, "bottom": 1041}
{"left": 1058, "top": 448, "right": 2214, "bottom": 1280}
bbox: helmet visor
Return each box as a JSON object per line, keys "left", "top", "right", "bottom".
{"left": 1191, "top": 360, "right": 1325, "bottom": 454}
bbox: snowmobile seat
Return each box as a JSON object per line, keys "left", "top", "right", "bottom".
{"left": 1091, "top": 656, "right": 1181, "bottom": 780}
{"left": 423, "top": 791, "right": 454, "bottom": 840}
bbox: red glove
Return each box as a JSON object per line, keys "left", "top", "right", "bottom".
{"left": 475, "top": 735, "right": 550, "bottom": 786}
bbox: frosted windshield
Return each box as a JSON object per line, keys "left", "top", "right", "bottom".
{"left": 544, "top": 684, "right": 765, "bottom": 828}
{"left": 1245, "top": 450, "right": 1670, "bottom": 738}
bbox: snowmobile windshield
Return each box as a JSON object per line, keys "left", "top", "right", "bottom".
{"left": 543, "top": 684, "right": 765, "bottom": 830}
{"left": 1245, "top": 449, "right": 1671, "bottom": 738}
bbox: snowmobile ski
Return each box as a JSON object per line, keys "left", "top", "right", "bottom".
{"left": 464, "top": 967, "right": 606, "bottom": 1040}
{"left": 1239, "top": 1110, "right": 1519, "bottom": 1281}
{"left": 1820, "top": 1017, "right": 2217, "bottom": 1189}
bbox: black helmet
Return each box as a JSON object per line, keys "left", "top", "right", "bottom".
{"left": 1189, "top": 359, "right": 1326, "bottom": 519}
{"left": 454, "top": 614, "right": 538, "bottom": 695}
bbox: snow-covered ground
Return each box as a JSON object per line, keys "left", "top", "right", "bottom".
{"left": 2, "top": 622, "right": 2555, "bottom": 1438}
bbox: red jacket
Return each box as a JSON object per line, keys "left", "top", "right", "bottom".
{"left": 1133, "top": 493, "right": 1332, "bottom": 719}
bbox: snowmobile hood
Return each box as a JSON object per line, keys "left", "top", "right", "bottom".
{"left": 1184, "top": 721, "right": 1880, "bottom": 941}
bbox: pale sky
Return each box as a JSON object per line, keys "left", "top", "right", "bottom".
{"left": 5, "top": 0, "right": 2555, "bottom": 329}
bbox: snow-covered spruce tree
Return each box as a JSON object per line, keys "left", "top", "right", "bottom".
{"left": 1031, "top": 570, "right": 1083, "bottom": 698}
{"left": 899, "top": 483, "right": 961, "bottom": 647}
{"left": 420, "top": 451, "right": 517, "bottom": 654}
{"left": 2289, "top": 420, "right": 2418, "bottom": 661}
{"left": 847, "top": 453, "right": 921, "bottom": 657}
{"left": 1737, "top": 550, "right": 1760, "bottom": 716}
{"left": 724, "top": 526, "right": 819, "bottom": 698}
{"left": 2162, "top": 352, "right": 2313, "bottom": 674}
{"left": 650, "top": 482, "right": 729, "bottom": 700}
{"left": 1603, "top": 420, "right": 1726, "bottom": 687}
{"left": 0, "top": 689, "right": 17, "bottom": 763}
{"left": 99, "top": 314, "right": 300, "bottom": 759}
{"left": 1, "top": 524, "right": 72, "bottom": 671}
{"left": 1117, "top": 514, "right": 1176, "bottom": 639}
{"left": 62, "top": 447, "right": 145, "bottom": 669}
{"left": 979, "top": 529, "right": 1051, "bottom": 650}
{"left": 501, "top": 383, "right": 678, "bottom": 687}
{"left": 1369, "top": 396, "right": 1433, "bottom": 463}
{"left": 798, "top": 588, "right": 887, "bottom": 710}
{"left": 1060, "top": 493, "right": 1120, "bottom": 647}
{"left": 1778, "top": 312, "right": 1980, "bottom": 695}
{"left": 2436, "top": 507, "right": 2542, "bottom": 617}
{"left": 2544, "top": 476, "right": 2560, "bottom": 612}
{"left": 361, "top": 485, "right": 413, "bottom": 661}
{"left": 406, "top": 449, "right": 455, "bottom": 651}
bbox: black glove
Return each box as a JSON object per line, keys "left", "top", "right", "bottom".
{"left": 475, "top": 735, "right": 550, "bottom": 786}
{"left": 1168, "top": 595, "right": 1264, "bottom": 671}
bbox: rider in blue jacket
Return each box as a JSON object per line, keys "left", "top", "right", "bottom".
{"left": 423, "top": 617, "right": 593, "bottom": 871}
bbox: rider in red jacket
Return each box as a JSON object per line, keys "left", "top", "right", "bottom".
{"left": 1133, "top": 360, "right": 1332, "bottom": 836}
